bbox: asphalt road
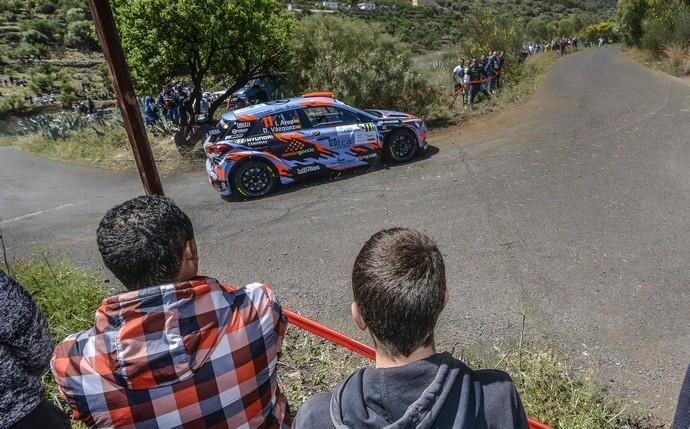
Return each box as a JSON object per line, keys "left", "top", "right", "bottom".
{"left": 2, "top": 47, "right": 689, "bottom": 422}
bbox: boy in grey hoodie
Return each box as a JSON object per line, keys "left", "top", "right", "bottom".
{"left": 294, "top": 228, "right": 529, "bottom": 429}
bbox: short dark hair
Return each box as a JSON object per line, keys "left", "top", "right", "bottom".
{"left": 97, "top": 195, "right": 194, "bottom": 291}
{"left": 352, "top": 228, "right": 446, "bottom": 357}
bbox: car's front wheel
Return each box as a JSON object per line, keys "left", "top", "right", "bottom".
{"left": 232, "top": 160, "right": 277, "bottom": 198}
{"left": 385, "top": 129, "right": 418, "bottom": 163}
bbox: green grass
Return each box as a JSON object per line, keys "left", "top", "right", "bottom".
{"left": 1, "top": 257, "right": 653, "bottom": 429}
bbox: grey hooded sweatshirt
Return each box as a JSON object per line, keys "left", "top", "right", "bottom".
{"left": 294, "top": 352, "right": 529, "bottom": 429}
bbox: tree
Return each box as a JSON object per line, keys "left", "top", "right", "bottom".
{"left": 617, "top": 0, "right": 649, "bottom": 46}
{"left": 112, "top": 0, "right": 297, "bottom": 118}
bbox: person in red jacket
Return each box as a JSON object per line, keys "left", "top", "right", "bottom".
{"left": 51, "top": 195, "right": 290, "bottom": 428}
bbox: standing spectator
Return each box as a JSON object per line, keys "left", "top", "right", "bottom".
{"left": 143, "top": 96, "right": 158, "bottom": 126}
{"left": 0, "top": 271, "right": 70, "bottom": 429}
{"left": 468, "top": 58, "right": 491, "bottom": 107}
{"left": 485, "top": 51, "right": 497, "bottom": 94}
{"left": 559, "top": 38, "right": 566, "bottom": 56}
{"left": 293, "top": 228, "right": 529, "bottom": 429}
{"left": 51, "top": 196, "right": 291, "bottom": 429}
{"left": 87, "top": 97, "right": 95, "bottom": 115}
{"left": 156, "top": 86, "right": 167, "bottom": 121}
{"left": 452, "top": 59, "right": 466, "bottom": 93}
{"left": 9, "top": 76, "right": 14, "bottom": 86}
{"left": 495, "top": 51, "right": 505, "bottom": 90}
{"left": 164, "top": 85, "right": 179, "bottom": 124}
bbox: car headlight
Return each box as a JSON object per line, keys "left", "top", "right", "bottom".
{"left": 414, "top": 120, "right": 425, "bottom": 129}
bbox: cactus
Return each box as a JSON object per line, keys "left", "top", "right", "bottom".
{"left": 18, "top": 113, "right": 90, "bottom": 140}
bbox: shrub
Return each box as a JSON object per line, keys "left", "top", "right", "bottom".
{"left": 0, "top": 93, "right": 29, "bottom": 114}
{"left": 57, "top": 80, "right": 79, "bottom": 108}
{"left": 65, "top": 7, "right": 85, "bottom": 23}
{"left": 18, "top": 18, "right": 62, "bottom": 43}
{"left": 289, "top": 15, "right": 433, "bottom": 116}
{"left": 64, "top": 20, "right": 99, "bottom": 51}
{"left": 22, "top": 29, "right": 49, "bottom": 45}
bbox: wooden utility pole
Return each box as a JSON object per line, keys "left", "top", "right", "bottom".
{"left": 87, "top": 0, "right": 164, "bottom": 196}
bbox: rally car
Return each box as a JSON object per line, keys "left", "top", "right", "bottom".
{"left": 203, "top": 92, "right": 428, "bottom": 199}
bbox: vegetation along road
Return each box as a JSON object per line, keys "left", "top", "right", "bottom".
{"left": 2, "top": 47, "right": 690, "bottom": 421}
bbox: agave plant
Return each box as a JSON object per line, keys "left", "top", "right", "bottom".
{"left": 149, "top": 118, "right": 178, "bottom": 137}
{"left": 18, "top": 113, "right": 90, "bottom": 140}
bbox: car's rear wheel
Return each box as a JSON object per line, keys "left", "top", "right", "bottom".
{"left": 232, "top": 160, "right": 277, "bottom": 198}
{"left": 385, "top": 129, "right": 418, "bottom": 163}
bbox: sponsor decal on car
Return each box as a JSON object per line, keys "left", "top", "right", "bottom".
{"left": 262, "top": 113, "right": 302, "bottom": 133}
{"left": 283, "top": 140, "right": 316, "bottom": 157}
{"left": 231, "top": 134, "right": 274, "bottom": 146}
{"left": 357, "top": 153, "right": 378, "bottom": 160}
{"left": 237, "top": 121, "right": 251, "bottom": 128}
{"left": 296, "top": 165, "right": 322, "bottom": 175}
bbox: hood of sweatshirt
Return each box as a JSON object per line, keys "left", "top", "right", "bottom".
{"left": 56, "top": 277, "right": 232, "bottom": 391}
{"left": 330, "top": 352, "right": 484, "bottom": 429}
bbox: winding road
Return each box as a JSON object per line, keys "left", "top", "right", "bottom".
{"left": 2, "top": 47, "right": 689, "bottom": 422}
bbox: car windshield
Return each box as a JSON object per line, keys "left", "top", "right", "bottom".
{"left": 364, "top": 109, "right": 383, "bottom": 117}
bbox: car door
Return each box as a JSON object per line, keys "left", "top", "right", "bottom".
{"left": 257, "top": 108, "right": 336, "bottom": 177}
{"left": 330, "top": 108, "right": 380, "bottom": 165}
{"left": 297, "top": 106, "right": 346, "bottom": 170}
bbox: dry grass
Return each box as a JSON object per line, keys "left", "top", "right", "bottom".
{"left": 0, "top": 127, "right": 203, "bottom": 173}
{"left": 624, "top": 45, "right": 690, "bottom": 78}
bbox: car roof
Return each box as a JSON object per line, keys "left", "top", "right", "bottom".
{"left": 221, "top": 94, "right": 351, "bottom": 122}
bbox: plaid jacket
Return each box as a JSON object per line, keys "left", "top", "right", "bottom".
{"left": 51, "top": 277, "right": 290, "bottom": 429}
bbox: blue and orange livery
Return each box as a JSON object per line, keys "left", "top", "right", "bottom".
{"left": 203, "top": 93, "right": 427, "bottom": 198}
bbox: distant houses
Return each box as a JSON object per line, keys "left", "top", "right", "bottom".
{"left": 358, "top": 2, "right": 376, "bottom": 10}
{"left": 321, "top": 1, "right": 338, "bottom": 9}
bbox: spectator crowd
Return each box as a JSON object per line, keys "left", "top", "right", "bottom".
{"left": 3, "top": 194, "right": 690, "bottom": 429}
{"left": 451, "top": 50, "right": 504, "bottom": 108}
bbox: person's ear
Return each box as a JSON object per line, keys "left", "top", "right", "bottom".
{"left": 177, "top": 239, "right": 198, "bottom": 282}
{"left": 351, "top": 302, "right": 367, "bottom": 331}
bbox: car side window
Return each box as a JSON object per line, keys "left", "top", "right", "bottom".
{"left": 260, "top": 109, "right": 303, "bottom": 133}
{"left": 302, "top": 106, "right": 358, "bottom": 128}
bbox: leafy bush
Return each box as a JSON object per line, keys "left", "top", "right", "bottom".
{"left": 65, "top": 7, "right": 85, "bottom": 23}
{"left": 18, "top": 18, "right": 62, "bottom": 43}
{"left": 57, "top": 80, "right": 79, "bottom": 108}
{"left": 64, "top": 20, "right": 98, "bottom": 51}
{"left": 289, "top": 15, "right": 433, "bottom": 115}
{"left": 22, "top": 29, "right": 49, "bottom": 45}
{"left": 582, "top": 21, "right": 618, "bottom": 43}
{"left": 0, "top": 93, "right": 29, "bottom": 114}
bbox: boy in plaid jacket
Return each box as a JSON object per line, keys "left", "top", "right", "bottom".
{"left": 51, "top": 196, "right": 290, "bottom": 428}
